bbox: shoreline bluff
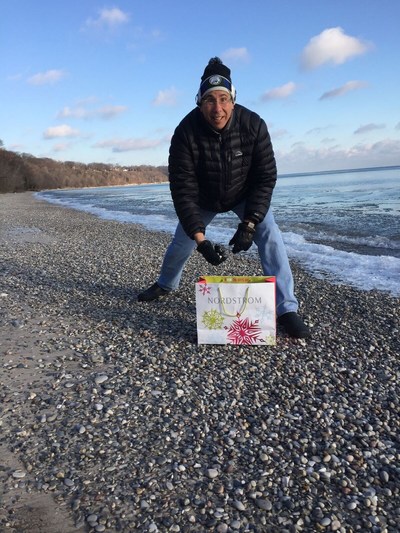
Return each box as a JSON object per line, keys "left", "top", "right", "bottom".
{"left": 0, "top": 192, "right": 399, "bottom": 533}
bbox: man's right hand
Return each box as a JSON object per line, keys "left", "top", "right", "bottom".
{"left": 197, "top": 240, "right": 227, "bottom": 266}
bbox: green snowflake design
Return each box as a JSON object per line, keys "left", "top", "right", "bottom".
{"left": 265, "top": 334, "right": 276, "bottom": 346}
{"left": 202, "top": 309, "right": 225, "bottom": 330}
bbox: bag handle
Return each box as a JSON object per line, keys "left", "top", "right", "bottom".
{"left": 217, "top": 286, "right": 249, "bottom": 317}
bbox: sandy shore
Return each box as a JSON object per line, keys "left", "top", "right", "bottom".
{"left": 0, "top": 192, "right": 399, "bottom": 533}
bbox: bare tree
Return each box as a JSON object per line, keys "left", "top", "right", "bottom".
{"left": 0, "top": 148, "right": 167, "bottom": 193}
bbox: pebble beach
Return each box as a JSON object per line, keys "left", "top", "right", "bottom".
{"left": 1, "top": 192, "right": 399, "bottom": 533}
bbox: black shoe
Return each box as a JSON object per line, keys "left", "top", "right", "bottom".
{"left": 137, "top": 282, "right": 171, "bottom": 302}
{"left": 278, "top": 312, "right": 311, "bottom": 339}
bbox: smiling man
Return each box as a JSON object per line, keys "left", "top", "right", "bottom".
{"left": 200, "top": 90, "right": 234, "bottom": 130}
{"left": 138, "top": 57, "right": 310, "bottom": 339}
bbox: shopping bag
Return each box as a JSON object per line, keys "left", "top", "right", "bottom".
{"left": 196, "top": 276, "right": 276, "bottom": 345}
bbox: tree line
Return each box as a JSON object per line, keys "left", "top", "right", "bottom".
{"left": 0, "top": 146, "right": 168, "bottom": 193}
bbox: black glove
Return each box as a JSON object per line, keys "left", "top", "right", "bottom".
{"left": 229, "top": 222, "right": 255, "bottom": 253}
{"left": 197, "top": 240, "right": 228, "bottom": 266}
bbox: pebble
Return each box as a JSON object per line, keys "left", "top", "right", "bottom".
{"left": 256, "top": 499, "right": 272, "bottom": 511}
{"left": 380, "top": 470, "right": 389, "bottom": 482}
{"left": 347, "top": 501, "right": 358, "bottom": 510}
{"left": 232, "top": 500, "right": 246, "bottom": 511}
{"left": 1, "top": 193, "right": 399, "bottom": 533}
{"left": 94, "top": 374, "right": 109, "bottom": 384}
{"left": 71, "top": 500, "right": 80, "bottom": 511}
{"left": 12, "top": 470, "right": 26, "bottom": 479}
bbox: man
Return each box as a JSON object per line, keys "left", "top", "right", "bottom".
{"left": 138, "top": 57, "right": 310, "bottom": 339}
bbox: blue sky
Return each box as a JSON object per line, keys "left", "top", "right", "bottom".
{"left": 2, "top": 0, "right": 400, "bottom": 173}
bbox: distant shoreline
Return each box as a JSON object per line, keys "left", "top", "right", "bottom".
{"left": 33, "top": 164, "right": 400, "bottom": 193}
{"left": 279, "top": 163, "right": 400, "bottom": 179}
{"left": 36, "top": 180, "right": 170, "bottom": 193}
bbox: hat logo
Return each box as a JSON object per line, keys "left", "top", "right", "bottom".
{"left": 209, "top": 75, "right": 222, "bottom": 85}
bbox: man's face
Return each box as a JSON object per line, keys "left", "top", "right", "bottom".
{"left": 200, "top": 90, "right": 234, "bottom": 130}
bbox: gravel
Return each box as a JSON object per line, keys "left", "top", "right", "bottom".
{"left": 0, "top": 192, "right": 399, "bottom": 533}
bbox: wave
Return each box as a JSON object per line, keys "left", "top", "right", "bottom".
{"left": 283, "top": 232, "right": 400, "bottom": 297}
{"left": 36, "top": 191, "right": 400, "bottom": 297}
{"left": 300, "top": 229, "right": 400, "bottom": 252}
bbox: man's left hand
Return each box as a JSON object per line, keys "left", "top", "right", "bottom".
{"left": 229, "top": 222, "right": 256, "bottom": 253}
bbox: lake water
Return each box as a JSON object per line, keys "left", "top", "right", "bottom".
{"left": 36, "top": 166, "right": 400, "bottom": 297}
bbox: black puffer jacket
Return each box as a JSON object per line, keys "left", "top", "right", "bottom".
{"left": 168, "top": 104, "right": 277, "bottom": 239}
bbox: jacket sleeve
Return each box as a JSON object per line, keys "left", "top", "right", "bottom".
{"left": 168, "top": 123, "right": 205, "bottom": 239}
{"left": 243, "top": 117, "right": 277, "bottom": 223}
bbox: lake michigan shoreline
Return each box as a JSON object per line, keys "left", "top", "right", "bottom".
{"left": 1, "top": 192, "right": 399, "bottom": 532}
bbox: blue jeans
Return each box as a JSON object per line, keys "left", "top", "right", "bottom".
{"left": 157, "top": 203, "right": 298, "bottom": 317}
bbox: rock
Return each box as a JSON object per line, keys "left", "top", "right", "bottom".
{"left": 207, "top": 468, "right": 219, "bottom": 479}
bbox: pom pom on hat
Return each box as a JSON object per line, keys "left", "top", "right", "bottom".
{"left": 201, "top": 57, "right": 231, "bottom": 82}
{"left": 197, "top": 57, "right": 236, "bottom": 104}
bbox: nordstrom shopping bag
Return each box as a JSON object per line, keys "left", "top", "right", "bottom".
{"left": 196, "top": 276, "right": 276, "bottom": 345}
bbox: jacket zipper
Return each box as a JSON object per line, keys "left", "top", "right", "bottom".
{"left": 219, "top": 133, "right": 230, "bottom": 196}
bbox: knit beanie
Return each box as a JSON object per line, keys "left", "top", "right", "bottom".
{"left": 196, "top": 57, "right": 235, "bottom": 103}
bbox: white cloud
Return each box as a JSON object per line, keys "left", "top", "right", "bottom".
{"left": 153, "top": 87, "right": 179, "bottom": 107}
{"left": 7, "top": 73, "right": 23, "bottom": 81}
{"left": 57, "top": 106, "right": 88, "bottom": 119}
{"left": 98, "top": 105, "right": 128, "bottom": 119}
{"left": 300, "top": 27, "right": 372, "bottom": 70}
{"left": 276, "top": 138, "right": 400, "bottom": 173}
{"left": 354, "top": 123, "right": 386, "bottom": 135}
{"left": 395, "top": 122, "right": 400, "bottom": 130}
{"left": 57, "top": 104, "right": 128, "bottom": 120}
{"left": 221, "top": 47, "right": 250, "bottom": 63}
{"left": 319, "top": 80, "right": 368, "bottom": 100}
{"left": 53, "top": 142, "right": 72, "bottom": 152}
{"left": 43, "top": 125, "right": 80, "bottom": 139}
{"left": 306, "top": 126, "right": 334, "bottom": 135}
{"left": 28, "top": 69, "right": 67, "bottom": 86}
{"left": 93, "top": 136, "right": 169, "bottom": 152}
{"left": 8, "top": 143, "right": 24, "bottom": 151}
{"left": 262, "top": 82, "right": 297, "bottom": 101}
{"left": 86, "top": 7, "right": 129, "bottom": 28}
{"left": 270, "top": 128, "right": 290, "bottom": 139}
{"left": 347, "top": 139, "right": 400, "bottom": 161}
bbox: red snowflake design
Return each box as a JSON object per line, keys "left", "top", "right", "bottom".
{"left": 198, "top": 284, "right": 211, "bottom": 296}
{"left": 226, "top": 316, "right": 264, "bottom": 345}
